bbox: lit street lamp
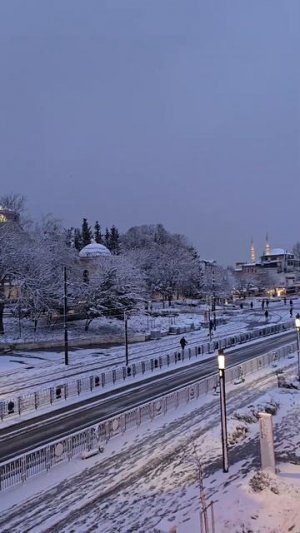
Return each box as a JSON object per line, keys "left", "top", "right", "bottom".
{"left": 218, "top": 349, "right": 229, "bottom": 473}
{"left": 295, "top": 313, "right": 300, "bottom": 381}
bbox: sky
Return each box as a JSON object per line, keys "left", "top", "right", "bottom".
{"left": 0, "top": 0, "right": 299, "bottom": 265}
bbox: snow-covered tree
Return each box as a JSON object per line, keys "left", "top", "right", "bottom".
{"left": 121, "top": 224, "right": 189, "bottom": 251}
{"left": 74, "top": 228, "right": 82, "bottom": 251}
{"left": 0, "top": 220, "right": 28, "bottom": 334}
{"left": 292, "top": 242, "right": 300, "bottom": 259}
{"left": 148, "top": 245, "right": 201, "bottom": 303}
{"left": 232, "top": 269, "right": 259, "bottom": 294}
{"left": 201, "top": 262, "right": 231, "bottom": 299}
{"left": 14, "top": 216, "right": 79, "bottom": 331}
{"left": 81, "top": 255, "right": 147, "bottom": 329}
{"left": 256, "top": 269, "right": 279, "bottom": 292}
{"left": 0, "top": 193, "right": 25, "bottom": 216}
{"left": 123, "top": 225, "right": 202, "bottom": 303}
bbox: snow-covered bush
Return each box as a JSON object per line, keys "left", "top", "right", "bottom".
{"left": 228, "top": 424, "right": 249, "bottom": 446}
{"left": 249, "top": 470, "right": 279, "bottom": 494}
{"left": 233, "top": 399, "right": 279, "bottom": 424}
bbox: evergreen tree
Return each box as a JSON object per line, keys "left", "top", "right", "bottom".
{"left": 104, "top": 227, "right": 110, "bottom": 248}
{"left": 74, "top": 228, "right": 82, "bottom": 251}
{"left": 109, "top": 225, "right": 120, "bottom": 254}
{"left": 94, "top": 221, "right": 103, "bottom": 244}
{"left": 81, "top": 218, "right": 92, "bottom": 247}
{"left": 65, "top": 227, "right": 74, "bottom": 248}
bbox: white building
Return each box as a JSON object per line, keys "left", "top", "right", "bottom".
{"left": 79, "top": 240, "right": 111, "bottom": 282}
{"left": 235, "top": 235, "right": 300, "bottom": 294}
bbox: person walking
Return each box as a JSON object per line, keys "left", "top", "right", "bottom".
{"left": 180, "top": 337, "right": 187, "bottom": 351}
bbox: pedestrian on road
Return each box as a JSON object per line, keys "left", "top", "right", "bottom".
{"left": 250, "top": 301, "right": 253, "bottom": 309}
{"left": 266, "top": 299, "right": 269, "bottom": 308}
{"left": 262, "top": 300, "right": 265, "bottom": 310}
{"left": 264, "top": 309, "right": 269, "bottom": 321}
{"left": 290, "top": 307, "right": 293, "bottom": 318}
{"left": 180, "top": 337, "right": 187, "bottom": 351}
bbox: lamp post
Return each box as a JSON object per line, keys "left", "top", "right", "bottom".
{"left": 218, "top": 349, "right": 229, "bottom": 473}
{"left": 63, "top": 266, "right": 69, "bottom": 366}
{"left": 124, "top": 310, "right": 129, "bottom": 366}
{"left": 295, "top": 314, "right": 300, "bottom": 381}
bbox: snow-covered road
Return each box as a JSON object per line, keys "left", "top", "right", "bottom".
{"left": 0, "top": 305, "right": 293, "bottom": 399}
{"left": 1, "top": 357, "right": 299, "bottom": 532}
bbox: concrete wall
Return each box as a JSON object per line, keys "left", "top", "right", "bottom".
{"left": 0, "top": 333, "right": 147, "bottom": 352}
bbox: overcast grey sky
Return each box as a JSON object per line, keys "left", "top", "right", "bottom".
{"left": 0, "top": 1, "right": 299, "bottom": 265}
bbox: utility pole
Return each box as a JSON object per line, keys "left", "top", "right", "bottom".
{"left": 295, "top": 314, "right": 300, "bottom": 381}
{"left": 124, "top": 310, "right": 129, "bottom": 366}
{"left": 218, "top": 349, "right": 229, "bottom": 473}
{"left": 63, "top": 266, "right": 69, "bottom": 365}
{"left": 208, "top": 308, "right": 212, "bottom": 342}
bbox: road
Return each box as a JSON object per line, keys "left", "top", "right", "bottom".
{"left": 0, "top": 330, "right": 296, "bottom": 462}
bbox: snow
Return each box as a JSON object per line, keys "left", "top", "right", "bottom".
{"left": 0, "top": 296, "right": 288, "bottom": 345}
{"left": 270, "top": 248, "right": 286, "bottom": 256}
{"left": 1, "top": 354, "right": 300, "bottom": 532}
{"left": 0, "top": 300, "right": 296, "bottom": 432}
{"left": 79, "top": 239, "right": 111, "bottom": 257}
{"left": 1, "top": 300, "right": 300, "bottom": 531}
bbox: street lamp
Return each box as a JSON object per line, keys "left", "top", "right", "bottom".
{"left": 218, "top": 349, "right": 229, "bottom": 473}
{"left": 124, "top": 310, "right": 129, "bottom": 366}
{"left": 295, "top": 314, "right": 300, "bottom": 381}
{"left": 63, "top": 266, "right": 69, "bottom": 366}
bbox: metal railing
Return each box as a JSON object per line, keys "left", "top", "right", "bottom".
{"left": 0, "top": 321, "right": 292, "bottom": 421}
{"left": 0, "top": 341, "right": 296, "bottom": 492}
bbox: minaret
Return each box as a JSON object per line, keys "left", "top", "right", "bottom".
{"left": 264, "top": 233, "right": 271, "bottom": 256}
{"left": 250, "top": 239, "right": 256, "bottom": 263}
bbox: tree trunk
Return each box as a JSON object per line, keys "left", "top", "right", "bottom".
{"left": 85, "top": 318, "right": 92, "bottom": 331}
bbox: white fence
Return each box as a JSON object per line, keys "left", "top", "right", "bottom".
{"left": 0, "top": 341, "right": 296, "bottom": 492}
{"left": 0, "top": 321, "right": 292, "bottom": 421}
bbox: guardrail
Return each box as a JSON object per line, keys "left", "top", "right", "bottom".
{"left": 0, "top": 321, "right": 293, "bottom": 421}
{"left": 0, "top": 341, "right": 296, "bottom": 492}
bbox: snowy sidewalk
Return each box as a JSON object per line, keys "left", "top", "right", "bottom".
{"left": 0, "top": 360, "right": 300, "bottom": 532}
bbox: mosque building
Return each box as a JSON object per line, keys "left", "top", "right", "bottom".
{"left": 235, "top": 234, "right": 300, "bottom": 295}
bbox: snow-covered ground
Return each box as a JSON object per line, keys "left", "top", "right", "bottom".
{"left": 1, "top": 355, "right": 300, "bottom": 532}
{"left": 0, "top": 298, "right": 294, "bottom": 349}
{"left": 0, "top": 299, "right": 294, "bottom": 376}
{"left": 0, "top": 299, "right": 296, "bottom": 430}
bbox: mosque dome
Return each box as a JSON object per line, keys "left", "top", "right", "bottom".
{"left": 79, "top": 239, "right": 111, "bottom": 258}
